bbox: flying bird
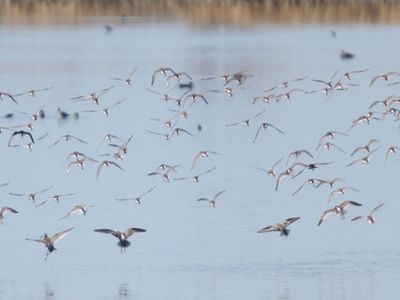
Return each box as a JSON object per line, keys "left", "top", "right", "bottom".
{"left": 197, "top": 189, "right": 226, "bottom": 208}
{"left": 94, "top": 227, "right": 146, "bottom": 253}
{"left": 351, "top": 203, "right": 384, "bottom": 224}
{"left": 258, "top": 217, "right": 300, "bottom": 237}
{"left": 318, "top": 201, "right": 362, "bottom": 226}
{"left": 26, "top": 227, "right": 74, "bottom": 260}
{"left": 0, "top": 207, "right": 18, "bottom": 223}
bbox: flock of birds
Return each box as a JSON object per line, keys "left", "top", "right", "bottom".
{"left": 0, "top": 63, "right": 397, "bottom": 261}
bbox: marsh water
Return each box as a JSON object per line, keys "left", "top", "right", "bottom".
{"left": 0, "top": 11, "right": 400, "bottom": 300}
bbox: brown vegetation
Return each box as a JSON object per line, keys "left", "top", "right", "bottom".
{"left": 1, "top": 0, "right": 400, "bottom": 25}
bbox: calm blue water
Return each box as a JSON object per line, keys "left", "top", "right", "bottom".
{"left": 0, "top": 20, "right": 399, "bottom": 299}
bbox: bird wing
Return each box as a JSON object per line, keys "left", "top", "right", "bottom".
{"left": 252, "top": 125, "right": 263, "bottom": 143}
{"left": 285, "top": 217, "right": 300, "bottom": 226}
{"left": 318, "top": 208, "right": 337, "bottom": 226}
{"left": 109, "top": 161, "right": 123, "bottom": 170}
{"left": 351, "top": 216, "right": 365, "bottom": 222}
{"left": 345, "top": 158, "right": 363, "bottom": 167}
{"left": 196, "top": 197, "right": 210, "bottom": 202}
{"left": 94, "top": 228, "right": 119, "bottom": 238}
{"left": 369, "top": 75, "right": 383, "bottom": 86}
{"left": 198, "top": 167, "right": 217, "bottom": 177}
{"left": 96, "top": 162, "right": 106, "bottom": 180}
{"left": 109, "top": 98, "right": 127, "bottom": 108}
{"left": 36, "top": 185, "right": 53, "bottom": 195}
{"left": 1, "top": 207, "right": 18, "bottom": 215}
{"left": 269, "top": 123, "right": 285, "bottom": 134}
{"left": 341, "top": 200, "right": 362, "bottom": 208}
{"left": 371, "top": 203, "right": 385, "bottom": 215}
{"left": 257, "top": 225, "right": 275, "bottom": 233}
{"left": 214, "top": 189, "right": 226, "bottom": 200}
{"left": 70, "top": 135, "right": 88, "bottom": 144}
{"left": 51, "top": 227, "right": 74, "bottom": 244}
{"left": 292, "top": 181, "right": 308, "bottom": 196}
{"left": 9, "top": 192, "right": 25, "bottom": 197}
{"left": 125, "top": 227, "right": 146, "bottom": 237}
{"left": 140, "top": 185, "right": 157, "bottom": 198}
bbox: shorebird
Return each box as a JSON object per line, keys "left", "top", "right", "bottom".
{"left": 151, "top": 67, "right": 178, "bottom": 85}
{"left": 316, "top": 130, "right": 349, "bottom": 149}
{"left": 346, "top": 147, "right": 380, "bottom": 167}
{"left": 0, "top": 207, "right": 18, "bottom": 223}
{"left": 276, "top": 89, "right": 304, "bottom": 101}
{"left": 289, "top": 161, "right": 333, "bottom": 178}
{"left": 350, "top": 139, "right": 379, "bottom": 156}
{"left": 368, "top": 95, "right": 395, "bottom": 110}
{"left": 67, "top": 158, "right": 88, "bottom": 170}
{"left": 0, "top": 91, "right": 18, "bottom": 104}
{"left": 26, "top": 227, "right": 74, "bottom": 260}
{"left": 201, "top": 70, "right": 249, "bottom": 85}
{"left": 254, "top": 157, "right": 283, "bottom": 177}
{"left": 328, "top": 186, "right": 360, "bottom": 202}
{"left": 351, "top": 203, "right": 385, "bottom": 224}
{"left": 191, "top": 150, "right": 221, "bottom": 170}
{"left": 286, "top": 149, "right": 314, "bottom": 165}
{"left": 83, "top": 98, "right": 126, "bottom": 117}
{"left": 13, "top": 87, "right": 54, "bottom": 97}
{"left": 97, "top": 134, "right": 124, "bottom": 151}
{"left": 252, "top": 122, "right": 284, "bottom": 143}
{"left": 316, "top": 142, "right": 346, "bottom": 155}
{"left": 183, "top": 93, "right": 208, "bottom": 107}
{"left": 96, "top": 160, "right": 123, "bottom": 180}
{"left": 148, "top": 164, "right": 180, "bottom": 182}
{"left": 196, "top": 189, "right": 226, "bottom": 208}
{"left": 8, "top": 130, "right": 34, "bottom": 146}
{"left": 264, "top": 76, "right": 307, "bottom": 92}
{"left": 8, "top": 142, "right": 34, "bottom": 151}
{"left": 154, "top": 163, "right": 180, "bottom": 174}
{"left": 174, "top": 167, "right": 217, "bottom": 183}
{"left": 384, "top": 146, "right": 400, "bottom": 165}
{"left": 59, "top": 205, "right": 96, "bottom": 220}
{"left": 146, "top": 88, "right": 181, "bottom": 103}
{"left": 252, "top": 94, "right": 277, "bottom": 104}
{"left": 150, "top": 114, "right": 180, "bottom": 129}
{"left": 257, "top": 217, "right": 300, "bottom": 237}
{"left": 292, "top": 178, "right": 327, "bottom": 196}
{"left": 49, "top": 134, "right": 88, "bottom": 148}
{"left": 65, "top": 151, "right": 98, "bottom": 164}
{"left": 311, "top": 70, "right": 339, "bottom": 88}
{"left": 346, "top": 112, "right": 381, "bottom": 131}
{"left": 70, "top": 86, "right": 114, "bottom": 105}
{"left": 274, "top": 164, "right": 305, "bottom": 191}
{"left": 208, "top": 87, "right": 242, "bottom": 98}
{"left": 315, "top": 177, "right": 346, "bottom": 189}
{"left": 369, "top": 71, "right": 400, "bottom": 86}
{"left": 94, "top": 227, "right": 146, "bottom": 253}
{"left": 106, "top": 134, "right": 133, "bottom": 160}
{"left": 168, "top": 127, "right": 194, "bottom": 138}
{"left": 225, "top": 109, "right": 266, "bottom": 127}
{"left": 15, "top": 105, "right": 46, "bottom": 122}
{"left": 169, "top": 109, "right": 189, "bottom": 120}
{"left": 116, "top": 185, "right": 157, "bottom": 205}
{"left": 110, "top": 67, "right": 137, "bottom": 85}
{"left": 318, "top": 200, "right": 362, "bottom": 226}
{"left": 166, "top": 71, "right": 192, "bottom": 87}
{"left": 9, "top": 185, "right": 53, "bottom": 203}
{"left": 342, "top": 69, "right": 369, "bottom": 80}
{"left": 35, "top": 192, "right": 78, "bottom": 208}
{"left": 224, "top": 71, "right": 254, "bottom": 86}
